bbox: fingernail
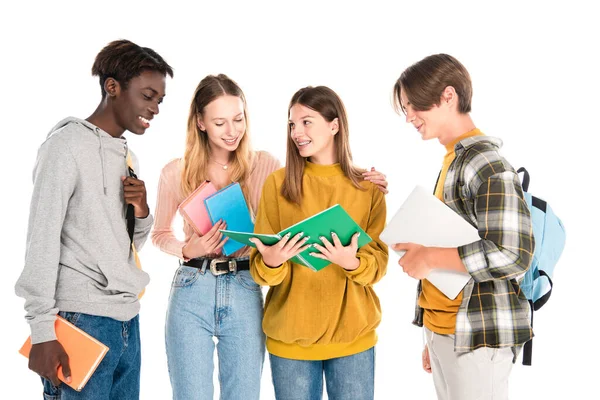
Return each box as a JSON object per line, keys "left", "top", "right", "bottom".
{"left": 304, "top": 236, "right": 310, "bottom": 241}
{"left": 319, "top": 236, "right": 325, "bottom": 241}
{"left": 286, "top": 232, "right": 291, "bottom": 238}
{"left": 298, "top": 232, "right": 304, "bottom": 237}
{"left": 331, "top": 232, "right": 337, "bottom": 237}
{"left": 357, "top": 232, "right": 361, "bottom": 237}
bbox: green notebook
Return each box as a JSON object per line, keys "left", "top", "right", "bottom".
{"left": 221, "top": 204, "right": 372, "bottom": 271}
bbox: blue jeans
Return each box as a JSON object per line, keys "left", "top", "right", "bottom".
{"left": 166, "top": 261, "right": 265, "bottom": 400}
{"left": 42, "top": 312, "right": 141, "bottom": 400}
{"left": 269, "top": 347, "right": 375, "bottom": 400}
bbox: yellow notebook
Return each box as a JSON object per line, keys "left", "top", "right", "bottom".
{"left": 19, "top": 316, "right": 109, "bottom": 392}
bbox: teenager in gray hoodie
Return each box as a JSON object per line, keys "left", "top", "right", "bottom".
{"left": 15, "top": 39, "right": 173, "bottom": 399}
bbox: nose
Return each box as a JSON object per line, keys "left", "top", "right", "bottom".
{"left": 149, "top": 101, "right": 159, "bottom": 116}
{"left": 405, "top": 109, "right": 415, "bottom": 124}
{"left": 224, "top": 121, "right": 236, "bottom": 136}
{"left": 291, "top": 124, "right": 303, "bottom": 139}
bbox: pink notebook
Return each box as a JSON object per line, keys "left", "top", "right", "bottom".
{"left": 178, "top": 181, "right": 218, "bottom": 235}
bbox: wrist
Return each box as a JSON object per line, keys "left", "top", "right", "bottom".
{"left": 182, "top": 243, "right": 195, "bottom": 260}
{"left": 134, "top": 204, "right": 150, "bottom": 218}
{"left": 341, "top": 257, "right": 360, "bottom": 271}
{"left": 263, "top": 257, "right": 283, "bottom": 269}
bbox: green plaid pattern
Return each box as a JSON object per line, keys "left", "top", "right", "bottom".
{"left": 413, "top": 136, "right": 535, "bottom": 355}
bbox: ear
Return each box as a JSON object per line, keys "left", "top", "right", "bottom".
{"left": 197, "top": 115, "right": 206, "bottom": 131}
{"left": 330, "top": 117, "right": 339, "bottom": 135}
{"left": 104, "top": 77, "right": 120, "bottom": 98}
{"left": 441, "top": 86, "right": 457, "bottom": 108}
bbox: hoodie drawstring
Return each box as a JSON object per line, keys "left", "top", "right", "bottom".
{"left": 97, "top": 128, "right": 108, "bottom": 195}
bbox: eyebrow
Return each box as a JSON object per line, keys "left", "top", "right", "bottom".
{"left": 142, "top": 87, "right": 159, "bottom": 95}
{"left": 212, "top": 113, "right": 244, "bottom": 121}
{"left": 289, "top": 115, "right": 314, "bottom": 122}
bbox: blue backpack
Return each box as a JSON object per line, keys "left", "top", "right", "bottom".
{"left": 517, "top": 167, "right": 566, "bottom": 365}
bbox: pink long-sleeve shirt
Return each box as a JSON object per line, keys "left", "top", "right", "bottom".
{"left": 151, "top": 150, "right": 281, "bottom": 259}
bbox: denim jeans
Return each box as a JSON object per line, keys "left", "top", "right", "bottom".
{"left": 42, "top": 312, "right": 141, "bottom": 400}
{"left": 166, "top": 260, "right": 265, "bottom": 400}
{"left": 269, "top": 347, "right": 375, "bottom": 400}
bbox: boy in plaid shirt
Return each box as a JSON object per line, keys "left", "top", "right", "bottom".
{"left": 392, "top": 54, "right": 535, "bottom": 400}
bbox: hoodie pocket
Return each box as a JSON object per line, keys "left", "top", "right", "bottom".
{"left": 88, "top": 260, "right": 149, "bottom": 301}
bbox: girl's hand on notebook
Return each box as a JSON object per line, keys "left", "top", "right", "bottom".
{"left": 362, "top": 167, "right": 389, "bottom": 194}
{"left": 422, "top": 345, "right": 432, "bottom": 373}
{"left": 311, "top": 232, "right": 360, "bottom": 271}
{"left": 183, "top": 221, "right": 229, "bottom": 259}
{"left": 250, "top": 232, "right": 311, "bottom": 268}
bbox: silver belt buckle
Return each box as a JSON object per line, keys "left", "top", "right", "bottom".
{"left": 209, "top": 258, "right": 237, "bottom": 276}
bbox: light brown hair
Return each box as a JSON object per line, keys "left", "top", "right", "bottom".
{"left": 282, "top": 86, "right": 364, "bottom": 205}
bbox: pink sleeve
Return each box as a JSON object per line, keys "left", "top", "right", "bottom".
{"left": 248, "top": 151, "right": 282, "bottom": 213}
{"left": 151, "top": 161, "right": 187, "bottom": 260}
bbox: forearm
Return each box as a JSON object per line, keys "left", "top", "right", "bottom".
{"left": 460, "top": 172, "right": 535, "bottom": 282}
{"left": 427, "top": 247, "right": 468, "bottom": 273}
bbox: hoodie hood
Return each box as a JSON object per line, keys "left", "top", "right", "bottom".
{"left": 47, "top": 117, "right": 99, "bottom": 139}
{"left": 47, "top": 117, "right": 124, "bottom": 195}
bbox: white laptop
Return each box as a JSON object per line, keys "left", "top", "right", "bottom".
{"left": 381, "top": 185, "right": 480, "bottom": 300}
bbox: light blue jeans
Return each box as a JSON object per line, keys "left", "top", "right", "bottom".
{"left": 165, "top": 259, "right": 265, "bottom": 400}
{"left": 269, "top": 347, "right": 375, "bottom": 400}
{"left": 42, "top": 312, "right": 141, "bottom": 400}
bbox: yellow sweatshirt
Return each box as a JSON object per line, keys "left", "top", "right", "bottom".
{"left": 250, "top": 162, "right": 388, "bottom": 360}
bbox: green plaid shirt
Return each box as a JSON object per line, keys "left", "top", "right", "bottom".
{"left": 413, "top": 136, "right": 535, "bottom": 355}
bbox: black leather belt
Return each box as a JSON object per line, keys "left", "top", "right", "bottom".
{"left": 183, "top": 257, "right": 250, "bottom": 276}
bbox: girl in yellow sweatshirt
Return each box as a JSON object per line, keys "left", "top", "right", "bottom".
{"left": 250, "top": 86, "right": 388, "bottom": 400}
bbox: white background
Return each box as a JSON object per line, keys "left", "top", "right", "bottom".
{"left": 1, "top": 1, "right": 597, "bottom": 398}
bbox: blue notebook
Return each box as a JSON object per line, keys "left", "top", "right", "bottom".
{"left": 204, "top": 183, "right": 254, "bottom": 256}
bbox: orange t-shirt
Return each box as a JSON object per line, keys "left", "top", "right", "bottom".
{"left": 419, "top": 128, "right": 483, "bottom": 334}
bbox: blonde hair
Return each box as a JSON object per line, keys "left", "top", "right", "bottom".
{"left": 282, "top": 86, "right": 365, "bottom": 205}
{"left": 181, "top": 74, "right": 254, "bottom": 199}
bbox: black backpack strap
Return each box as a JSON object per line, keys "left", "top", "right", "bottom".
{"left": 522, "top": 270, "right": 553, "bottom": 365}
{"left": 533, "top": 270, "right": 554, "bottom": 311}
{"left": 517, "top": 167, "right": 530, "bottom": 192}
{"left": 126, "top": 166, "right": 137, "bottom": 244}
{"left": 522, "top": 299, "right": 534, "bottom": 366}
{"left": 433, "top": 169, "right": 442, "bottom": 196}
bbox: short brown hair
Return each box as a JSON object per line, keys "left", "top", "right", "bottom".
{"left": 393, "top": 54, "right": 472, "bottom": 114}
{"left": 92, "top": 39, "right": 174, "bottom": 97}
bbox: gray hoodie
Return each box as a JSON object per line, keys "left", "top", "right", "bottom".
{"left": 15, "top": 117, "right": 152, "bottom": 344}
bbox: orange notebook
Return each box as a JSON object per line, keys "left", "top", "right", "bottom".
{"left": 178, "top": 181, "right": 218, "bottom": 235}
{"left": 19, "top": 316, "right": 109, "bottom": 392}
